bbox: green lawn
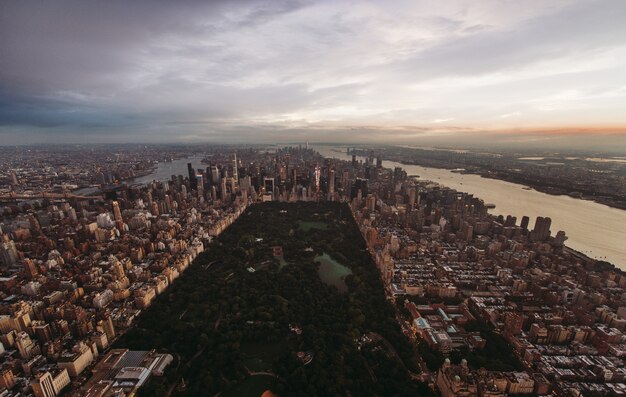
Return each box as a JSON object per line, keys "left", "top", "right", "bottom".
{"left": 297, "top": 220, "right": 329, "bottom": 231}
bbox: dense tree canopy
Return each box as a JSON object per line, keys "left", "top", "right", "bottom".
{"left": 117, "top": 202, "right": 426, "bottom": 396}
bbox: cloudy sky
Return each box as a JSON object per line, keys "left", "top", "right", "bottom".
{"left": 1, "top": 0, "right": 625, "bottom": 147}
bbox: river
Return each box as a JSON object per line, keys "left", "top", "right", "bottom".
{"left": 73, "top": 157, "right": 207, "bottom": 196}
{"left": 314, "top": 145, "right": 626, "bottom": 269}
{"left": 125, "top": 156, "right": 206, "bottom": 185}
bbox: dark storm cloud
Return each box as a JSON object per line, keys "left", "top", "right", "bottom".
{"left": 0, "top": 0, "right": 312, "bottom": 132}
{"left": 0, "top": 0, "right": 308, "bottom": 93}
{"left": 0, "top": 90, "right": 125, "bottom": 128}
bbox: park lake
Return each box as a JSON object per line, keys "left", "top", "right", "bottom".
{"left": 314, "top": 252, "right": 352, "bottom": 293}
{"left": 297, "top": 220, "right": 329, "bottom": 232}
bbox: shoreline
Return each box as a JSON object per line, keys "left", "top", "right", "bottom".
{"left": 321, "top": 147, "right": 624, "bottom": 271}
{"left": 399, "top": 164, "right": 624, "bottom": 273}
{"left": 399, "top": 159, "right": 626, "bottom": 211}
{"left": 71, "top": 155, "right": 196, "bottom": 193}
{"left": 406, "top": 164, "right": 624, "bottom": 272}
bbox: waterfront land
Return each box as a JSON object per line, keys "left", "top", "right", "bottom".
{"left": 3, "top": 143, "right": 625, "bottom": 396}
{"left": 116, "top": 201, "right": 428, "bottom": 396}
{"left": 351, "top": 146, "right": 626, "bottom": 210}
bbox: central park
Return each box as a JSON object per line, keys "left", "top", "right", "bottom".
{"left": 116, "top": 202, "right": 430, "bottom": 396}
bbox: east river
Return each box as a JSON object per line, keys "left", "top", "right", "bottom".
{"left": 314, "top": 146, "right": 626, "bottom": 270}
{"left": 125, "top": 156, "right": 206, "bottom": 185}
{"left": 73, "top": 157, "right": 207, "bottom": 195}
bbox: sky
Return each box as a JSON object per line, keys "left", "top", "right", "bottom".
{"left": 1, "top": 0, "right": 626, "bottom": 149}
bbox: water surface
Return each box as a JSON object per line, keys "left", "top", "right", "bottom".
{"left": 315, "top": 252, "right": 352, "bottom": 293}
{"left": 315, "top": 145, "right": 626, "bottom": 269}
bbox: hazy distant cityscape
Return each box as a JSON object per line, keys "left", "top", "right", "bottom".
{"left": 0, "top": 143, "right": 624, "bottom": 396}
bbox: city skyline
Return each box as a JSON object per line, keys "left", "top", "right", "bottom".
{"left": 2, "top": 144, "right": 626, "bottom": 396}
{"left": 1, "top": 2, "right": 626, "bottom": 393}
{"left": 1, "top": 0, "right": 626, "bottom": 148}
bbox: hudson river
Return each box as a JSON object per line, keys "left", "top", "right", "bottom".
{"left": 314, "top": 146, "right": 626, "bottom": 270}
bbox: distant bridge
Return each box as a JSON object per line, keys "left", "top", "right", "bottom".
{"left": 0, "top": 191, "right": 103, "bottom": 201}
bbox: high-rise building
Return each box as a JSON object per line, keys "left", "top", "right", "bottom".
{"left": 220, "top": 178, "right": 227, "bottom": 201}
{"left": 554, "top": 230, "right": 568, "bottom": 246}
{"left": 504, "top": 312, "right": 524, "bottom": 336}
{"left": 232, "top": 153, "right": 238, "bottom": 189}
{"left": 57, "top": 342, "right": 95, "bottom": 377}
{"left": 366, "top": 194, "right": 376, "bottom": 212}
{"left": 31, "top": 371, "right": 55, "bottom": 397}
{"left": 0, "top": 369, "right": 15, "bottom": 390}
{"left": 393, "top": 167, "right": 406, "bottom": 182}
{"left": 196, "top": 175, "right": 204, "bottom": 197}
{"left": 408, "top": 188, "right": 416, "bottom": 208}
{"left": 23, "top": 258, "right": 39, "bottom": 279}
{"left": 504, "top": 215, "right": 517, "bottom": 227}
{"left": 520, "top": 216, "right": 530, "bottom": 231}
{"left": 264, "top": 177, "right": 275, "bottom": 196}
{"left": 34, "top": 323, "right": 53, "bottom": 344}
{"left": 187, "top": 163, "right": 197, "bottom": 190}
{"left": 351, "top": 178, "right": 368, "bottom": 200}
{"left": 10, "top": 171, "right": 19, "bottom": 186}
{"left": 0, "top": 239, "right": 19, "bottom": 267}
{"left": 31, "top": 369, "right": 70, "bottom": 397}
{"left": 16, "top": 331, "right": 39, "bottom": 359}
{"left": 112, "top": 201, "right": 123, "bottom": 223}
{"left": 211, "top": 165, "right": 220, "bottom": 185}
{"left": 531, "top": 216, "right": 552, "bottom": 241}
{"left": 314, "top": 164, "right": 320, "bottom": 192}
{"left": 342, "top": 170, "right": 349, "bottom": 190}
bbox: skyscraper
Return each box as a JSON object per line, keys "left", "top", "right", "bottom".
{"left": 351, "top": 178, "right": 368, "bottom": 200}
{"left": 112, "top": 201, "right": 123, "bottom": 223}
{"left": 520, "top": 216, "right": 530, "bottom": 231}
{"left": 1, "top": 238, "right": 19, "bottom": 267}
{"left": 264, "top": 177, "right": 275, "bottom": 195}
{"left": 31, "top": 371, "right": 55, "bottom": 397}
{"left": 187, "top": 163, "right": 197, "bottom": 190}
{"left": 10, "top": 171, "right": 18, "bottom": 186}
{"left": 232, "top": 153, "right": 238, "bottom": 188}
{"left": 408, "top": 187, "right": 416, "bottom": 208}
{"left": 531, "top": 216, "right": 552, "bottom": 241}
{"left": 211, "top": 165, "right": 220, "bottom": 185}
{"left": 220, "top": 178, "right": 227, "bottom": 201}
{"left": 196, "top": 175, "right": 204, "bottom": 197}
{"left": 314, "top": 164, "right": 320, "bottom": 192}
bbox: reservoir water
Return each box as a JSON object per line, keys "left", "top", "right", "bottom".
{"left": 314, "top": 146, "right": 626, "bottom": 270}
{"left": 315, "top": 252, "right": 353, "bottom": 293}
